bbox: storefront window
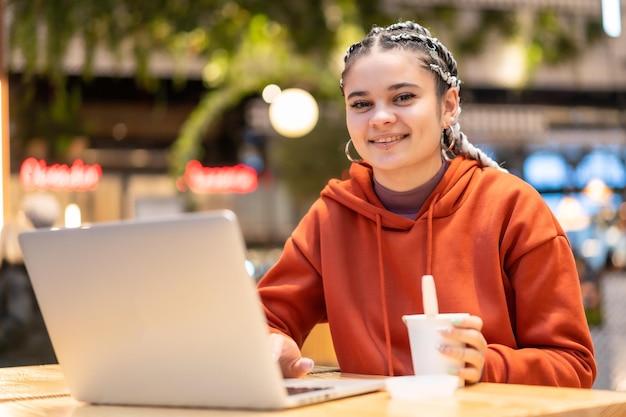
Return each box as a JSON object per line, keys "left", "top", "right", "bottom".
{"left": 522, "top": 146, "right": 626, "bottom": 326}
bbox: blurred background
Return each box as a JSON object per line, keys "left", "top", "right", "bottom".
{"left": 0, "top": 0, "right": 624, "bottom": 390}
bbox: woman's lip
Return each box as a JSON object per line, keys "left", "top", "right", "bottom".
{"left": 369, "top": 134, "right": 408, "bottom": 144}
{"left": 369, "top": 134, "right": 408, "bottom": 150}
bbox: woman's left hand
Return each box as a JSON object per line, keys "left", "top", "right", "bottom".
{"left": 438, "top": 314, "right": 487, "bottom": 384}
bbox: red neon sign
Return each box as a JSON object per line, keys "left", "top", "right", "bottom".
{"left": 20, "top": 157, "right": 102, "bottom": 192}
{"left": 178, "top": 160, "right": 258, "bottom": 194}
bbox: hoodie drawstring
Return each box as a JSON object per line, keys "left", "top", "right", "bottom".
{"left": 425, "top": 194, "right": 439, "bottom": 275}
{"left": 377, "top": 194, "right": 439, "bottom": 376}
{"left": 375, "top": 212, "right": 394, "bottom": 376}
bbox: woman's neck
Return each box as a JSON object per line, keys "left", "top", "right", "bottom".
{"left": 373, "top": 155, "right": 444, "bottom": 192}
{"left": 374, "top": 159, "right": 450, "bottom": 218}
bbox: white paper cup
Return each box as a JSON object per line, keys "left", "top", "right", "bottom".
{"left": 402, "top": 313, "right": 469, "bottom": 386}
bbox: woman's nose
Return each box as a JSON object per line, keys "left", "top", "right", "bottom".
{"left": 369, "top": 105, "right": 396, "bottom": 127}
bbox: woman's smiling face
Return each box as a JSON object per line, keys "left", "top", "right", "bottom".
{"left": 343, "top": 49, "right": 458, "bottom": 191}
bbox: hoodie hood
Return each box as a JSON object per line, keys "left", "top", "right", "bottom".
{"left": 321, "top": 156, "right": 482, "bottom": 228}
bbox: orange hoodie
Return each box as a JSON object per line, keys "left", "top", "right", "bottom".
{"left": 257, "top": 156, "right": 597, "bottom": 388}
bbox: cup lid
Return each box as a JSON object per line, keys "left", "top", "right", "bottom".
{"left": 385, "top": 375, "right": 459, "bottom": 400}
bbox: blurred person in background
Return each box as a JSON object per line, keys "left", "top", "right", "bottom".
{"left": 0, "top": 212, "right": 56, "bottom": 366}
{"left": 20, "top": 192, "right": 61, "bottom": 229}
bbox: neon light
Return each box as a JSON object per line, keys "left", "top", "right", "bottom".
{"left": 180, "top": 160, "right": 258, "bottom": 193}
{"left": 19, "top": 157, "right": 102, "bottom": 191}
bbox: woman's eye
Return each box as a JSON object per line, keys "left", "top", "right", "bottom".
{"left": 350, "top": 101, "right": 371, "bottom": 110}
{"left": 396, "top": 93, "right": 416, "bottom": 103}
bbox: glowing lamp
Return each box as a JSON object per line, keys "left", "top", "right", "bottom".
{"left": 268, "top": 88, "right": 319, "bottom": 138}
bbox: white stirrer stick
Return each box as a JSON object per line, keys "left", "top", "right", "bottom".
{"left": 422, "top": 275, "right": 439, "bottom": 318}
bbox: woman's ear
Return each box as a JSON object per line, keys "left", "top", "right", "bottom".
{"left": 441, "top": 88, "right": 460, "bottom": 125}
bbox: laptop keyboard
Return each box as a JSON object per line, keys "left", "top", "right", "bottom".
{"left": 284, "top": 367, "right": 343, "bottom": 396}
{"left": 286, "top": 386, "right": 332, "bottom": 396}
{"left": 309, "top": 366, "right": 341, "bottom": 375}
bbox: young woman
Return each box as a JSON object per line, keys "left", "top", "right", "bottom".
{"left": 257, "top": 20, "right": 596, "bottom": 387}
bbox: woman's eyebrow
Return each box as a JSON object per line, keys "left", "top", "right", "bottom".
{"left": 347, "top": 82, "right": 421, "bottom": 100}
{"left": 389, "top": 82, "right": 420, "bottom": 91}
{"left": 346, "top": 90, "right": 367, "bottom": 100}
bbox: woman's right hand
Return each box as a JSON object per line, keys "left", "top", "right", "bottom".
{"left": 269, "top": 333, "right": 315, "bottom": 378}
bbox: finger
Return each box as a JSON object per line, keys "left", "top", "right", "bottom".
{"left": 280, "top": 355, "right": 314, "bottom": 378}
{"left": 269, "top": 333, "right": 284, "bottom": 361}
{"left": 439, "top": 343, "right": 478, "bottom": 366}
{"left": 451, "top": 314, "right": 483, "bottom": 332}
{"left": 438, "top": 344, "right": 484, "bottom": 382}
{"left": 270, "top": 333, "right": 315, "bottom": 377}
{"left": 293, "top": 358, "right": 315, "bottom": 376}
{"left": 453, "top": 364, "right": 483, "bottom": 385}
{"left": 439, "top": 326, "right": 487, "bottom": 356}
{"left": 459, "top": 345, "right": 483, "bottom": 370}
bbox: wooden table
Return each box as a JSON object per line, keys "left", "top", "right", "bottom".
{"left": 1, "top": 365, "right": 626, "bottom": 416}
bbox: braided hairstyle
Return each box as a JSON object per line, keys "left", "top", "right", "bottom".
{"left": 340, "top": 21, "right": 505, "bottom": 171}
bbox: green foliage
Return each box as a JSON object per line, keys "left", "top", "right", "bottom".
{"left": 168, "top": 12, "right": 348, "bottom": 178}
{"left": 531, "top": 8, "right": 579, "bottom": 65}
{"left": 6, "top": 1, "right": 604, "bottom": 202}
{"left": 456, "top": 9, "right": 519, "bottom": 56}
{"left": 7, "top": 0, "right": 378, "bottom": 164}
{"left": 394, "top": 5, "right": 601, "bottom": 74}
{"left": 7, "top": 0, "right": 381, "bottom": 89}
{"left": 270, "top": 112, "right": 350, "bottom": 207}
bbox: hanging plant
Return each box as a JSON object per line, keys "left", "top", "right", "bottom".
{"left": 6, "top": 0, "right": 381, "bottom": 162}
{"left": 169, "top": 13, "right": 343, "bottom": 178}
{"left": 395, "top": 5, "right": 602, "bottom": 78}
{"left": 5, "top": 1, "right": 604, "bottom": 196}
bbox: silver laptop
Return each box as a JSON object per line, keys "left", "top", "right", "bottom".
{"left": 18, "top": 210, "right": 384, "bottom": 410}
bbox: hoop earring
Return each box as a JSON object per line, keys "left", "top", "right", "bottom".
{"left": 345, "top": 139, "right": 363, "bottom": 163}
{"left": 440, "top": 126, "right": 455, "bottom": 153}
